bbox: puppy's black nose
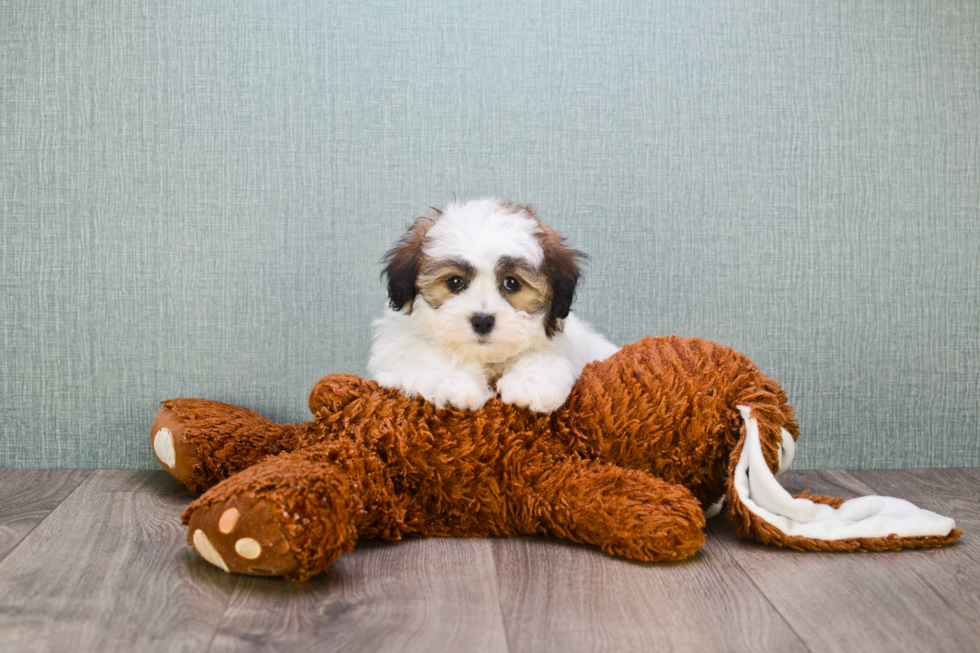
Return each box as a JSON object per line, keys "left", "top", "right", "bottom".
{"left": 470, "top": 313, "right": 495, "bottom": 335}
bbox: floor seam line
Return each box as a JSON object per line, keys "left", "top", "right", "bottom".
{"left": 706, "top": 469, "right": 881, "bottom": 653}
{"left": 203, "top": 574, "right": 245, "bottom": 653}
{"left": 706, "top": 519, "right": 817, "bottom": 653}
{"left": 488, "top": 540, "right": 514, "bottom": 653}
{"left": 0, "top": 469, "right": 94, "bottom": 568}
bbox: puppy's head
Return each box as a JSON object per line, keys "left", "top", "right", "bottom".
{"left": 382, "top": 198, "right": 584, "bottom": 364}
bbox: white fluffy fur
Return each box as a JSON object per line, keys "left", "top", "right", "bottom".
{"left": 369, "top": 198, "right": 618, "bottom": 413}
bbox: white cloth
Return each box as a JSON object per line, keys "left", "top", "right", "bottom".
{"left": 733, "top": 405, "right": 956, "bottom": 540}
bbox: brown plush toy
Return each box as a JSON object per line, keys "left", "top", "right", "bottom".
{"left": 151, "top": 336, "right": 960, "bottom": 581}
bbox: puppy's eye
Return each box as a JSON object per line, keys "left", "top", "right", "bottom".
{"left": 502, "top": 276, "right": 521, "bottom": 293}
{"left": 446, "top": 275, "right": 466, "bottom": 292}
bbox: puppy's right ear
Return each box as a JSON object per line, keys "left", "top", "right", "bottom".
{"left": 381, "top": 215, "right": 434, "bottom": 313}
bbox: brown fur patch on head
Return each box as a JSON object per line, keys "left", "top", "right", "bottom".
{"left": 381, "top": 211, "right": 440, "bottom": 313}
{"left": 416, "top": 258, "right": 476, "bottom": 309}
{"left": 495, "top": 256, "right": 550, "bottom": 316}
{"left": 498, "top": 203, "right": 585, "bottom": 338}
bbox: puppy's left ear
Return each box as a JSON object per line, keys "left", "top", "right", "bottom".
{"left": 538, "top": 221, "right": 586, "bottom": 337}
{"left": 381, "top": 216, "right": 434, "bottom": 313}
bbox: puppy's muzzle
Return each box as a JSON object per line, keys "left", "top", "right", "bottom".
{"left": 470, "top": 313, "right": 495, "bottom": 335}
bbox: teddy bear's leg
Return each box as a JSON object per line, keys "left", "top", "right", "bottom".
{"left": 182, "top": 446, "right": 361, "bottom": 581}
{"left": 524, "top": 460, "right": 706, "bottom": 562}
{"left": 151, "top": 399, "right": 305, "bottom": 492}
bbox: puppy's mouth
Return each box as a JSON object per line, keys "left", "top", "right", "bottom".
{"left": 476, "top": 335, "right": 491, "bottom": 345}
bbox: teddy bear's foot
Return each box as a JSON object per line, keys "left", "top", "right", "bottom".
{"left": 186, "top": 498, "right": 298, "bottom": 576}
{"left": 182, "top": 446, "right": 361, "bottom": 581}
{"left": 151, "top": 399, "right": 305, "bottom": 492}
{"left": 151, "top": 405, "right": 207, "bottom": 490}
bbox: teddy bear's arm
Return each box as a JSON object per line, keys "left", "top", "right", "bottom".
{"left": 522, "top": 459, "right": 707, "bottom": 562}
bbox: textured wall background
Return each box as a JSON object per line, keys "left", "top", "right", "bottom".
{"left": 1, "top": 0, "right": 978, "bottom": 470}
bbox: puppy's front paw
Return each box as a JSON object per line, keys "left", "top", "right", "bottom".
{"left": 496, "top": 369, "right": 573, "bottom": 414}
{"left": 424, "top": 375, "right": 494, "bottom": 411}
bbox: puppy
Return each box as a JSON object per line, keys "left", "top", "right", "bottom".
{"left": 368, "top": 198, "right": 618, "bottom": 413}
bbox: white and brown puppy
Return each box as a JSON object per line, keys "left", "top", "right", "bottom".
{"left": 368, "top": 198, "right": 618, "bottom": 413}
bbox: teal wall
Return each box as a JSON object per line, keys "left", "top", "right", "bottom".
{"left": 1, "top": 0, "right": 978, "bottom": 469}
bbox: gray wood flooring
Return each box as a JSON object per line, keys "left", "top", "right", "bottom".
{"left": 0, "top": 468, "right": 975, "bottom": 653}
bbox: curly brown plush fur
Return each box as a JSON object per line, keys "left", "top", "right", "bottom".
{"left": 151, "top": 336, "right": 961, "bottom": 581}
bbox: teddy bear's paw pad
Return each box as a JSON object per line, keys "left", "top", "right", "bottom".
{"left": 150, "top": 407, "right": 201, "bottom": 486}
{"left": 187, "top": 499, "right": 298, "bottom": 577}
{"left": 234, "top": 537, "right": 262, "bottom": 559}
{"left": 192, "top": 529, "right": 230, "bottom": 572}
{"left": 153, "top": 428, "right": 176, "bottom": 468}
{"left": 218, "top": 507, "right": 239, "bottom": 533}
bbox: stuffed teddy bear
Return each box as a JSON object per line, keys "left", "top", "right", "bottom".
{"left": 151, "top": 336, "right": 960, "bottom": 581}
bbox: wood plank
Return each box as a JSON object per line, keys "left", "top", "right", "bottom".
{"left": 709, "top": 469, "right": 980, "bottom": 653}
{"left": 961, "top": 467, "right": 980, "bottom": 487}
{"left": 0, "top": 469, "right": 91, "bottom": 562}
{"left": 208, "top": 537, "right": 509, "bottom": 653}
{"left": 493, "top": 529, "right": 808, "bottom": 653}
{"left": 0, "top": 470, "right": 238, "bottom": 653}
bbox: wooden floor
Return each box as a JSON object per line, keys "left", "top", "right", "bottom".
{"left": 0, "top": 469, "right": 976, "bottom": 653}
